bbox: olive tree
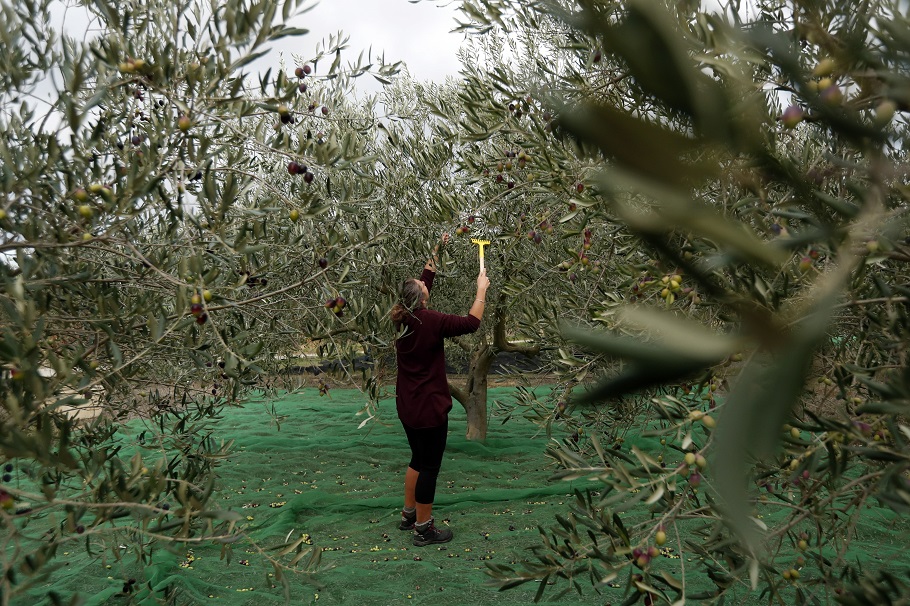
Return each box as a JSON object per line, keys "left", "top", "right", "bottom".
{"left": 347, "top": 1, "right": 716, "bottom": 443}
{"left": 307, "top": 67, "right": 644, "bottom": 442}
{"left": 432, "top": 0, "right": 910, "bottom": 604}
{"left": 0, "top": 0, "right": 402, "bottom": 602}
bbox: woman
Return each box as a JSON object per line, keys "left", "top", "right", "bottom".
{"left": 390, "top": 235, "right": 490, "bottom": 546}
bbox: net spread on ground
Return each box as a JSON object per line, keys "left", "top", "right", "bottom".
{"left": 18, "top": 387, "right": 910, "bottom": 606}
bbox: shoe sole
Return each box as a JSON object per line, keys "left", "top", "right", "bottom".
{"left": 412, "top": 533, "right": 453, "bottom": 547}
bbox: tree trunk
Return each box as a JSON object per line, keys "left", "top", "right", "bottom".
{"left": 448, "top": 260, "right": 540, "bottom": 441}
{"left": 449, "top": 343, "right": 494, "bottom": 441}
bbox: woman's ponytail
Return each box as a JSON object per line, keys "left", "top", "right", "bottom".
{"left": 391, "top": 278, "right": 425, "bottom": 326}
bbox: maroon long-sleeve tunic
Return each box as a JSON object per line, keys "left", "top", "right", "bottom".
{"left": 395, "top": 268, "right": 481, "bottom": 428}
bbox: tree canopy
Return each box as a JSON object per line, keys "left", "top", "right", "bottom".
{"left": 2, "top": 0, "right": 910, "bottom": 604}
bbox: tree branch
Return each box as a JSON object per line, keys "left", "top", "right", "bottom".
{"left": 451, "top": 336, "right": 472, "bottom": 353}
{"left": 309, "top": 327, "right": 356, "bottom": 341}
{"left": 492, "top": 291, "right": 540, "bottom": 356}
{"left": 448, "top": 380, "right": 467, "bottom": 406}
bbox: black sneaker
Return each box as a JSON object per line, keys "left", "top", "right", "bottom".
{"left": 413, "top": 518, "right": 453, "bottom": 547}
{"left": 399, "top": 510, "right": 416, "bottom": 531}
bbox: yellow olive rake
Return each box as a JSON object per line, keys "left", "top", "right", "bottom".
{"left": 471, "top": 238, "right": 490, "bottom": 272}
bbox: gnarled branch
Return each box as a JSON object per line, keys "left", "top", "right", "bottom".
{"left": 451, "top": 336, "right": 472, "bottom": 353}
{"left": 492, "top": 292, "right": 540, "bottom": 356}
{"left": 448, "top": 381, "right": 467, "bottom": 406}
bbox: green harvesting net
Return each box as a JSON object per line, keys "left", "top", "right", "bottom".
{"left": 15, "top": 386, "right": 910, "bottom": 606}
{"left": 19, "top": 387, "right": 587, "bottom": 606}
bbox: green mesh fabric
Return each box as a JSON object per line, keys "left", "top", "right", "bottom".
{"left": 18, "top": 386, "right": 910, "bottom": 605}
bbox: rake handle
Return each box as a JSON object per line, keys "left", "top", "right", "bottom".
{"left": 472, "top": 240, "right": 490, "bottom": 272}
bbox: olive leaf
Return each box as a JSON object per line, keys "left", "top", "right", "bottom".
{"left": 561, "top": 316, "right": 734, "bottom": 403}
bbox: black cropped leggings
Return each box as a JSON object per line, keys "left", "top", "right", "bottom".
{"left": 402, "top": 420, "right": 449, "bottom": 504}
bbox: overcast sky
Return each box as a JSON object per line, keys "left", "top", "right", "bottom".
{"left": 272, "top": 0, "right": 467, "bottom": 89}
{"left": 46, "top": 0, "right": 466, "bottom": 99}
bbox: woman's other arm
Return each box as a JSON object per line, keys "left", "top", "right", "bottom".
{"left": 424, "top": 233, "right": 449, "bottom": 273}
